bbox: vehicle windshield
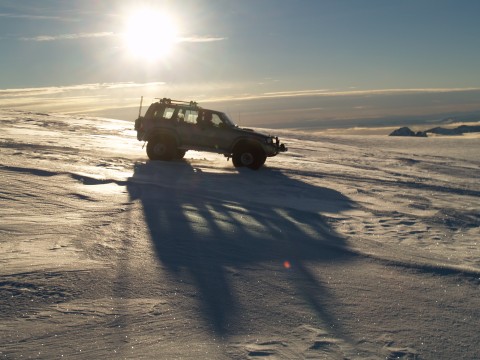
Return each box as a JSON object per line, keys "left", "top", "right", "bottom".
{"left": 218, "top": 112, "right": 236, "bottom": 127}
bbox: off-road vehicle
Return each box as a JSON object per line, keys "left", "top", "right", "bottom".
{"left": 134, "top": 98, "right": 287, "bottom": 170}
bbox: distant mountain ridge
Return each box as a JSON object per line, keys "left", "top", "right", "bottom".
{"left": 426, "top": 125, "right": 480, "bottom": 135}
{"left": 390, "top": 124, "right": 480, "bottom": 137}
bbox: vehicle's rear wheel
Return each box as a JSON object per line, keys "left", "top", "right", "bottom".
{"left": 232, "top": 145, "right": 266, "bottom": 170}
{"left": 146, "top": 136, "right": 175, "bottom": 161}
{"left": 173, "top": 149, "right": 186, "bottom": 160}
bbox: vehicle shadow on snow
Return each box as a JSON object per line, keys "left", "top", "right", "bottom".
{"left": 126, "top": 160, "right": 357, "bottom": 336}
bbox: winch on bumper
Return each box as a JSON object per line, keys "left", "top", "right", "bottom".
{"left": 273, "top": 136, "right": 287, "bottom": 155}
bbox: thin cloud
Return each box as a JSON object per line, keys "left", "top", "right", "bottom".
{"left": 21, "top": 32, "right": 114, "bottom": 42}
{"left": 0, "top": 12, "right": 62, "bottom": 20}
{"left": 0, "top": 12, "right": 77, "bottom": 21}
{"left": 19, "top": 32, "right": 227, "bottom": 43}
{"left": 177, "top": 36, "right": 227, "bottom": 43}
{"left": 0, "top": 82, "right": 166, "bottom": 97}
{"left": 2, "top": 83, "right": 480, "bottom": 125}
{"left": 261, "top": 87, "right": 480, "bottom": 99}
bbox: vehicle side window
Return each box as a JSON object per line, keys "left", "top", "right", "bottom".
{"left": 146, "top": 104, "right": 161, "bottom": 119}
{"left": 163, "top": 107, "right": 176, "bottom": 119}
{"left": 153, "top": 109, "right": 162, "bottom": 119}
{"left": 184, "top": 110, "right": 199, "bottom": 124}
{"left": 211, "top": 113, "right": 223, "bottom": 128}
{"left": 177, "top": 109, "right": 186, "bottom": 121}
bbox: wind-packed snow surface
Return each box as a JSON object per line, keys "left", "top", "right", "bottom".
{"left": 1, "top": 109, "right": 479, "bottom": 359}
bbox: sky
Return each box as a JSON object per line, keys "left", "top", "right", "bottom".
{"left": 1, "top": 0, "right": 480, "bottom": 128}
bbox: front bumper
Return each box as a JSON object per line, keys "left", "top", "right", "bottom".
{"left": 275, "top": 137, "right": 287, "bottom": 153}
{"left": 265, "top": 137, "right": 287, "bottom": 156}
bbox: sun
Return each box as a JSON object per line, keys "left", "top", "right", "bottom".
{"left": 123, "top": 9, "right": 179, "bottom": 60}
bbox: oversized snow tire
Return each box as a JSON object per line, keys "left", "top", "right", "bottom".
{"left": 173, "top": 149, "right": 186, "bottom": 160}
{"left": 232, "top": 145, "right": 266, "bottom": 170}
{"left": 146, "top": 136, "right": 175, "bottom": 161}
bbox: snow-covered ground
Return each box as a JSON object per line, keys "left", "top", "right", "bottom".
{"left": 1, "top": 109, "right": 479, "bottom": 359}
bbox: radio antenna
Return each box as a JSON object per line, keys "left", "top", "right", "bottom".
{"left": 138, "top": 96, "right": 143, "bottom": 118}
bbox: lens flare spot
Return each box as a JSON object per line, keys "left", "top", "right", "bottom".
{"left": 283, "top": 260, "right": 291, "bottom": 269}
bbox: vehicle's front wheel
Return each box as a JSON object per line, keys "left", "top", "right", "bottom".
{"left": 232, "top": 145, "right": 266, "bottom": 170}
{"left": 146, "top": 136, "right": 175, "bottom": 161}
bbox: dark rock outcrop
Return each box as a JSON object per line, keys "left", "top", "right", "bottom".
{"left": 389, "top": 127, "right": 427, "bottom": 137}
{"left": 390, "top": 124, "right": 480, "bottom": 137}
{"left": 426, "top": 125, "right": 480, "bottom": 135}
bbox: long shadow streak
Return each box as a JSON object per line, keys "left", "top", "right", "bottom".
{"left": 127, "top": 161, "right": 357, "bottom": 336}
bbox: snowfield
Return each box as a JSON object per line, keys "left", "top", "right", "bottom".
{"left": 1, "top": 109, "right": 479, "bottom": 359}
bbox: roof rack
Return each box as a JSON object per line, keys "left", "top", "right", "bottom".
{"left": 155, "top": 98, "right": 199, "bottom": 108}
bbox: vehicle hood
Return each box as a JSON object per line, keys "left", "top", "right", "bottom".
{"left": 235, "top": 126, "right": 271, "bottom": 138}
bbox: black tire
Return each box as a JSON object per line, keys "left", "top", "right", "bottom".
{"left": 173, "top": 149, "right": 186, "bottom": 160}
{"left": 232, "top": 145, "right": 266, "bottom": 170}
{"left": 146, "top": 136, "right": 175, "bottom": 161}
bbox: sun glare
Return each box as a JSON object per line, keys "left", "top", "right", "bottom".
{"left": 123, "top": 9, "right": 179, "bottom": 61}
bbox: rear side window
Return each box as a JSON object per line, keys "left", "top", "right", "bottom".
{"left": 152, "top": 106, "right": 176, "bottom": 120}
{"left": 163, "top": 107, "right": 176, "bottom": 119}
{"left": 184, "top": 110, "right": 199, "bottom": 124}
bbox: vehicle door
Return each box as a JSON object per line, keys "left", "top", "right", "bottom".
{"left": 175, "top": 109, "right": 204, "bottom": 147}
{"left": 197, "top": 112, "right": 234, "bottom": 151}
